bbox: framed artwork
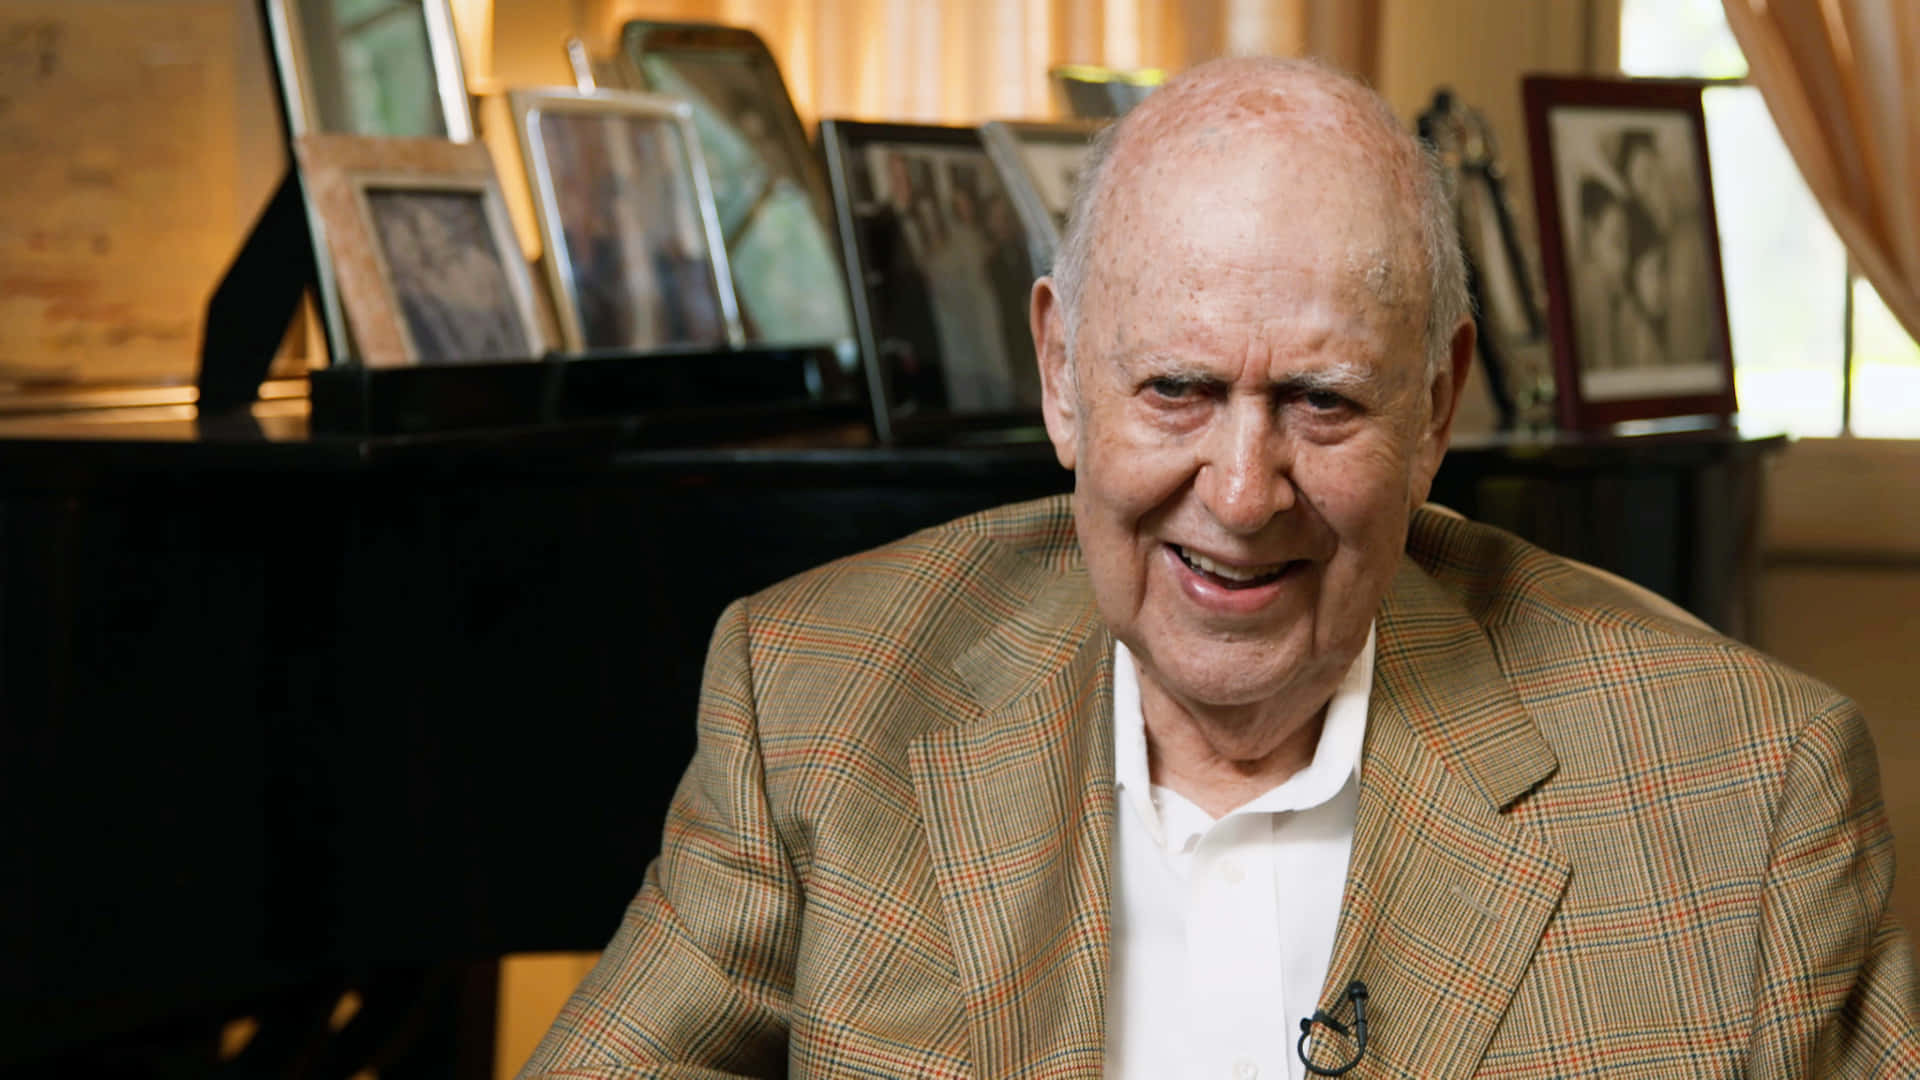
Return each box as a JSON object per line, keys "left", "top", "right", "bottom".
{"left": 1417, "top": 89, "right": 1553, "bottom": 430}
{"left": 1523, "top": 76, "right": 1737, "bottom": 429}
{"left": 820, "top": 120, "right": 1043, "bottom": 442}
{"left": 511, "top": 88, "right": 741, "bottom": 355}
{"left": 980, "top": 120, "right": 1100, "bottom": 274}
{"left": 292, "top": 135, "right": 547, "bottom": 367}
{"left": 262, "top": 0, "right": 475, "bottom": 367}
{"left": 617, "top": 21, "right": 856, "bottom": 353}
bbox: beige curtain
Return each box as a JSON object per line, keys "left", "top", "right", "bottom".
{"left": 1723, "top": 0, "right": 1920, "bottom": 342}
{"left": 590, "top": 0, "right": 1382, "bottom": 125}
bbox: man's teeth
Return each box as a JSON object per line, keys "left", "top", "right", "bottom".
{"left": 1178, "top": 546, "right": 1288, "bottom": 582}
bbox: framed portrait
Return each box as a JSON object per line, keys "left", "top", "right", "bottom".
{"left": 511, "top": 88, "right": 742, "bottom": 355}
{"left": 292, "top": 135, "right": 547, "bottom": 367}
{"left": 820, "top": 120, "right": 1044, "bottom": 443}
{"left": 980, "top": 120, "right": 1100, "bottom": 274}
{"left": 262, "top": 0, "right": 475, "bottom": 368}
{"left": 1523, "top": 76, "right": 1737, "bottom": 429}
{"left": 617, "top": 21, "right": 857, "bottom": 354}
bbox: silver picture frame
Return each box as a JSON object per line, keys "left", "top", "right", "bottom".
{"left": 264, "top": 0, "right": 475, "bottom": 367}
{"left": 510, "top": 87, "right": 743, "bottom": 355}
{"left": 980, "top": 119, "right": 1099, "bottom": 274}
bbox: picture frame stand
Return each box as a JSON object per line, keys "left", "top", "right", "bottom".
{"left": 196, "top": 168, "right": 322, "bottom": 415}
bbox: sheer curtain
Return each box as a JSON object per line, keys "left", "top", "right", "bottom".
{"left": 1723, "top": 0, "right": 1920, "bottom": 342}
{"left": 597, "top": 0, "right": 1379, "bottom": 124}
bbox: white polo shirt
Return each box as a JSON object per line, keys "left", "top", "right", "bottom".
{"left": 1104, "top": 627, "right": 1375, "bottom": 1080}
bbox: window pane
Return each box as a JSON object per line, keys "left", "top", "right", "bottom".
{"left": 1701, "top": 87, "right": 1845, "bottom": 436}
{"left": 1620, "top": 0, "right": 1747, "bottom": 79}
{"left": 1621, "top": 0, "right": 1844, "bottom": 436}
{"left": 1850, "top": 278, "right": 1920, "bottom": 437}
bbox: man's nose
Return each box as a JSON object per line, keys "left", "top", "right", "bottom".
{"left": 1196, "top": 405, "right": 1296, "bottom": 534}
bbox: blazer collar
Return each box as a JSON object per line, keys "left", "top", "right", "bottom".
{"left": 912, "top": 565, "right": 1114, "bottom": 1079}
{"left": 914, "top": 547, "right": 1568, "bottom": 1079}
{"left": 1308, "top": 557, "right": 1569, "bottom": 1078}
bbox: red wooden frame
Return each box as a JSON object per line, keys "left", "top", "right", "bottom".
{"left": 1522, "top": 75, "right": 1738, "bottom": 430}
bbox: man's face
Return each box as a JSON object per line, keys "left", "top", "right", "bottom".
{"left": 1034, "top": 139, "right": 1462, "bottom": 728}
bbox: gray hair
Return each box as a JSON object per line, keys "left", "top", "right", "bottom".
{"left": 1049, "top": 59, "right": 1469, "bottom": 383}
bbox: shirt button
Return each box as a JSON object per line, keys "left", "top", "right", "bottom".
{"left": 1218, "top": 859, "right": 1245, "bottom": 885}
{"left": 1232, "top": 1059, "right": 1258, "bottom": 1080}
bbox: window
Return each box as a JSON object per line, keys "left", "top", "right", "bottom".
{"left": 1620, "top": 0, "right": 1920, "bottom": 436}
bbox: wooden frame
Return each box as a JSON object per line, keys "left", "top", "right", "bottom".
{"left": 292, "top": 135, "right": 547, "bottom": 367}
{"left": 1523, "top": 75, "right": 1737, "bottom": 429}
{"left": 510, "top": 87, "right": 742, "bottom": 355}
{"left": 980, "top": 119, "right": 1101, "bottom": 274}
{"left": 261, "top": 0, "right": 476, "bottom": 368}
{"left": 820, "top": 120, "right": 1043, "bottom": 443}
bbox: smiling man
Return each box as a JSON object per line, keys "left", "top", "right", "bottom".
{"left": 522, "top": 58, "right": 1917, "bottom": 1079}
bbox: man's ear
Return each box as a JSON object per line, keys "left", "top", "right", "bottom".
{"left": 1410, "top": 317, "right": 1475, "bottom": 506}
{"left": 1031, "top": 276, "right": 1078, "bottom": 471}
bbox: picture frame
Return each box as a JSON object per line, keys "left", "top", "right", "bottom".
{"left": 1417, "top": 89, "right": 1553, "bottom": 430}
{"left": 616, "top": 20, "right": 857, "bottom": 354}
{"left": 980, "top": 119, "right": 1101, "bottom": 275}
{"left": 510, "top": 87, "right": 743, "bottom": 355}
{"left": 1523, "top": 76, "right": 1737, "bottom": 429}
{"left": 820, "top": 120, "right": 1045, "bottom": 443}
{"left": 262, "top": 0, "right": 476, "bottom": 368}
{"left": 292, "top": 135, "right": 548, "bottom": 367}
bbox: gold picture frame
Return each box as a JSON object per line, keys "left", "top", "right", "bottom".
{"left": 292, "top": 135, "right": 548, "bottom": 367}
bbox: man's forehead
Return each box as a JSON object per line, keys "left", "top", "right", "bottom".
{"left": 1091, "top": 150, "right": 1420, "bottom": 308}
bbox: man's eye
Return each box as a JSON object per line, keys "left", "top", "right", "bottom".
{"left": 1147, "top": 377, "right": 1194, "bottom": 399}
{"left": 1303, "top": 389, "right": 1348, "bottom": 411}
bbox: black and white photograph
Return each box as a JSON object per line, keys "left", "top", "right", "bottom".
{"left": 365, "top": 187, "right": 532, "bottom": 362}
{"left": 1524, "top": 77, "right": 1736, "bottom": 428}
{"left": 823, "top": 122, "right": 1041, "bottom": 438}
{"left": 621, "top": 22, "right": 855, "bottom": 348}
{"left": 514, "top": 89, "right": 738, "bottom": 354}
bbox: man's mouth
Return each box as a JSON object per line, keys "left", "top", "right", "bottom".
{"left": 1171, "top": 544, "right": 1299, "bottom": 589}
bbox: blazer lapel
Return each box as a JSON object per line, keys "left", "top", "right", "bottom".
{"left": 910, "top": 566, "right": 1114, "bottom": 1080}
{"left": 1309, "top": 559, "right": 1570, "bottom": 1079}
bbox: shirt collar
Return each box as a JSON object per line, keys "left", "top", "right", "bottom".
{"left": 1112, "top": 624, "right": 1376, "bottom": 836}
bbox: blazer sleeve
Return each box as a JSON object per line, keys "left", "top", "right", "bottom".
{"left": 1747, "top": 696, "right": 1920, "bottom": 1075}
{"left": 518, "top": 599, "right": 801, "bottom": 1079}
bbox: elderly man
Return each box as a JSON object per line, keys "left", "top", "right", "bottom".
{"left": 523, "top": 58, "right": 1917, "bottom": 1078}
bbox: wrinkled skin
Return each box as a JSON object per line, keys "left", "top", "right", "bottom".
{"left": 1031, "top": 62, "right": 1474, "bottom": 814}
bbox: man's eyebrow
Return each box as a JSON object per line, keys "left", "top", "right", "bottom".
{"left": 1118, "top": 355, "right": 1378, "bottom": 394}
{"left": 1268, "top": 363, "right": 1373, "bottom": 395}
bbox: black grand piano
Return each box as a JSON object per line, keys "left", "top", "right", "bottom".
{"left": 0, "top": 400, "right": 1775, "bottom": 1075}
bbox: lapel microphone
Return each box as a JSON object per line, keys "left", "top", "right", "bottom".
{"left": 1297, "top": 980, "right": 1369, "bottom": 1077}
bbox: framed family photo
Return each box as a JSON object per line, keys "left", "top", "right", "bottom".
{"left": 1524, "top": 76, "right": 1737, "bottom": 429}
{"left": 980, "top": 119, "right": 1100, "bottom": 273}
{"left": 263, "top": 0, "right": 477, "bottom": 367}
{"left": 511, "top": 88, "right": 741, "bottom": 355}
{"left": 618, "top": 20, "right": 856, "bottom": 352}
{"left": 820, "top": 120, "right": 1043, "bottom": 442}
{"left": 292, "top": 135, "right": 548, "bottom": 367}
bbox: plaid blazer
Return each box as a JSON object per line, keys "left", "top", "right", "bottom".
{"left": 522, "top": 496, "right": 1919, "bottom": 1078}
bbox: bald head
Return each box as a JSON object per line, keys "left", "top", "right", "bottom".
{"left": 1050, "top": 57, "right": 1466, "bottom": 378}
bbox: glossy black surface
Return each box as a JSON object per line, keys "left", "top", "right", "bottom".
{"left": 0, "top": 406, "right": 1779, "bottom": 1067}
